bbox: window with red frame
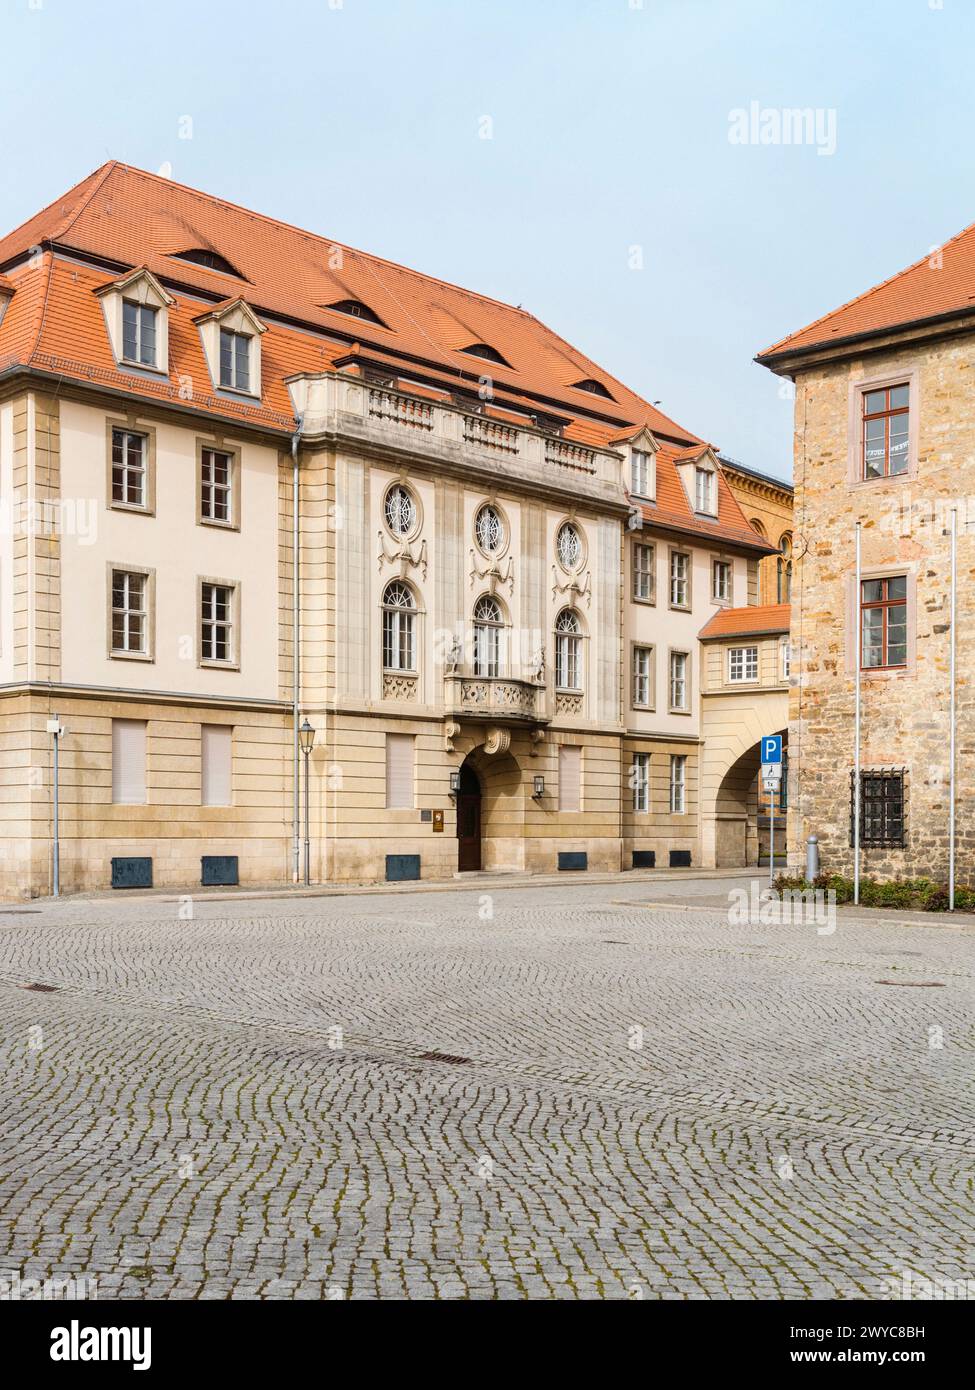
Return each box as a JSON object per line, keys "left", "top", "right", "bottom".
{"left": 860, "top": 576, "right": 907, "bottom": 669}
{"left": 862, "top": 384, "right": 909, "bottom": 479}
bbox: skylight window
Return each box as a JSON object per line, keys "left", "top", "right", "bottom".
{"left": 459, "top": 342, "right": 511, "bottom": 368}
{"left": 571, "top": 378, "right": 615, "bottom": 400}
{"left": 171, "top": 248, "right": 245, "bottom": 278}
{"left": 326, "top": 298, "right": 387, "bottom": 327}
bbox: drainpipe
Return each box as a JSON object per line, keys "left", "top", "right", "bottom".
{"left": 291, "top": 416, "right": 304, "bottom": 884}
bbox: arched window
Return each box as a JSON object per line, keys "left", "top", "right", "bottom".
{"left": 555, "top": 608, "right": 582, "bottom": 691}
{"left": 382, "top": 581, "right": 416, "bottom": 672}
{"left": 473, "top": 595, "right": 504, "bottom": 677}
{"left": 474, "top": 503, "right": 505, "bottom": 555}
{"left": 777, "top": 533, "right": 793, "bottom": 603}
{"left": 556, "top": 522, "right": 583, "bottom": 572}
{"left": 384, "top": 484, "right": 417, "bottom": 537}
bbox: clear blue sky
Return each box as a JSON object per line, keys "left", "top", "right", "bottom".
{"left": 1, "top": 0, "right": 969, "bottom": 480}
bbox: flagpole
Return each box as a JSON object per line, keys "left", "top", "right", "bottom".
{"left": 854, "top": 521, "right": 862, "bottom": 906}
{"left": 949, "top": 508, "right": 957, "bottom": 910}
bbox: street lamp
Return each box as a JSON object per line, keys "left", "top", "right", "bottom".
{"left": 299, "top": 718, "right": 314, "bottom": 886}
{"left": 449, "top": 769, "right": 461, "bottom": 799}
{"left": 47, "top": 715, "right": 66, "bottom": 897}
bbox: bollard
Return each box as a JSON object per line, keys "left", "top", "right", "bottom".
{"left": 806, "top": 833, "right": 819, "bottom": 882}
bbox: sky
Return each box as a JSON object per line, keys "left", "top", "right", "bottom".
{"left": 0, "top": 0, "right": 970, "bottom": 481}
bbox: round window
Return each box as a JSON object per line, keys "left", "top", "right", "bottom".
{"left": 556, "top": 522, "right": 583, "bottom": 571}
{"left": 474, "top": 504, "right": 505, "bottom": 555}
{"left": 384, "top": 484, "right": 417, "bottom": 537}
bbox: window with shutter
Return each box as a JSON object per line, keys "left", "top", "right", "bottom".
{"left": 112, "top": 719, "right": 147, "bottom": 805}
{"left": 385, "top": 733, "right": 415, "bottom": 809}
{"left": 201, "top": 725, "right": 232, "bottom": 806}
{"left": 558, "top": 745, "right": 582, "bottom": 812}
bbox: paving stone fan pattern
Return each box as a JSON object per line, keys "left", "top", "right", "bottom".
{"left": 0, "top": 881, "right": 972, "bottom": 1300}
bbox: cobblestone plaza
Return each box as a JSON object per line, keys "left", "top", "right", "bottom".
{"left": 1, "top": 879, "right": 972, "bottom": 1300}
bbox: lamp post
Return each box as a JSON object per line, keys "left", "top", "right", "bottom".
{"left": 47, "top": 715, "right": 65, "bottom": 897}
{"left": 299, "top": 718, "right": 314, "bottom": 886}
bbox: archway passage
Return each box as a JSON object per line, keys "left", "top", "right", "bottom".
{"left": 713, "top": 730, "right": 788, "bottom": 868}
{"left": 456, "top": 760, "right": 482, "bottom": 871}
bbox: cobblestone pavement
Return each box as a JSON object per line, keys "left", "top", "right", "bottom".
{"left": 1, "top": 878, "right": 973, "bottom": 1300}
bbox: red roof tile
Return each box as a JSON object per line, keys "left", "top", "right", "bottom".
{"left": 699, "top": 603, "right": 790, "bottom": 640}
{"left": 759, "top": 219, "right": 975, "bottom": 361}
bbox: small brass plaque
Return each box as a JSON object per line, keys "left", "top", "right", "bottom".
{"left": 432, "top": 809, "right": 445, "bottom": 833}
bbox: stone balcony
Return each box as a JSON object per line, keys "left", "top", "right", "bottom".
{"left": 286, "top": 371, "right": 628, "bottom": 512}
{"left": 444, "top": 673, "right": 548, "bottom": 724}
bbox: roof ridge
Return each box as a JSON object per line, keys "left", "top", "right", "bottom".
{"left": 49, "top": 160, "right": 119, "bottom": 243}
{"left": 760, "top": 216, "right": 975, "bottom": 357}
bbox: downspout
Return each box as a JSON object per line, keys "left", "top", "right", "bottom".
{"left": 291, "top": 416, "right": 304, "bottom": 883}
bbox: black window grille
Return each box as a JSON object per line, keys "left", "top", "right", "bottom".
{"left": 850, "top": 769, "right": 905, "bottom": 847}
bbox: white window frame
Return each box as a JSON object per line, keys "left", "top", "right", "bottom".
{"left": 695, "top": 466, "right": 716, "bottom": 515}
{"left": 780, "top": 640, "right": 791, "bottom": 680}
{"left": 200, "top": 580, "right": 236, "bottom": 666}
{"left": 712, "top": 558, "right": 732, "bottom": 603}
{"left": 669, "top": 649, "right": 689, "bottom": 712}
{"left": 669, "top": 550, "right": 690, "bottom": 609}
{"left": 630, "top": 448, "right": 653, "bottom": 498}
{"left": 122, "top": 299, "right": 158, "bottom": 368}
{"left": 632, "top": 752, "right": 650, "bottom": 813}
{"left": 632, "top": 645, "right": 653, "bottom": 708}
{"left": 633, "top": 542, "right": 655, "bottom": 603}
{"left": 669, "top": 755, "right": 687, "bottom": 814}
{"left": 728, "top": 645, "right": 759, "bottom": 683}
{"left": 219, "top": 327, "right": 251, "bottom": 392}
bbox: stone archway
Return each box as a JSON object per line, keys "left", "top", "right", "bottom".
{"left": 700, "top": 692, "right": 788, "bottom": 868}
{"left": 450, "top": 726, "right": 526, "bottom": 871}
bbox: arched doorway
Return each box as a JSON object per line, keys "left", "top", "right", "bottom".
{"left": 456, "top": 760, "right": 482, "bottom": 871}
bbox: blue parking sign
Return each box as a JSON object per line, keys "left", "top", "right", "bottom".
{"left": 761, "top": 734, "right": 783, "bottom": 764}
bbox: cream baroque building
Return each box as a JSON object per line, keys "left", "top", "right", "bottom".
{"left": 0, "top": 163, "right": 784, "bottom": 897}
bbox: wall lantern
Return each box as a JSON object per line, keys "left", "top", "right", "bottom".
{"left": 449, "top": 769, "right": 462, "bottom": 798}
{"left": 532, "top": 775, "right": 545, "bottom": 800}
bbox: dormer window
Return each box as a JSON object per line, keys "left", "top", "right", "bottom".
{"left": 327, "top": 298, "right": 387, "bottom": 327}
{"left": 220, "top": 328, "right": 250, "bottom": 392}
{"left": 172, "top": 248, "right": 245, "bottom": 279}
{"left": 96, "top": 268, "right": 172, "bottom": 375}
{"left": 695, "top": 466, "right": 716, "bottom": 515}
{"left": 194, "top": 298, "right": 266, "bottom": 399}
{"left": 571, "top": 378, "right": 615, "bottom": 400}
{"left": 459, "top": 343, "right": 510, "bottom": 368}
{"left": 122, "top": 300, "right": 158, "bottom": 367}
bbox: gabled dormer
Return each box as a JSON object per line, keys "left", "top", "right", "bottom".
{"left": 193, "top": 298, "right": 266, "bottom": 399}
{"left": 611, "top": 425, "right": 660, "bottom": 502}
{"left": 95, "top": 267, "right": 174, "bottom": 375}
{"left": 673, "top": 444, "right": 721, "bottom": 519}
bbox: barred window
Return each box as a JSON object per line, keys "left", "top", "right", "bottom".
{"left": 851, "top": 769, "right": 905, "bottom": 847}
{"left": 382, "top": 580, "right": 416, "bottom": 672}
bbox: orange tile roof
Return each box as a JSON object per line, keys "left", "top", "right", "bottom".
{"left": 758, "top": 219, "right": 975, "bottom": 361}
{"left": 0, "top": 162, "right": 773, "bottom": 550}
{"left": 699, "top": 603, "right": 790, "bottom": 640}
